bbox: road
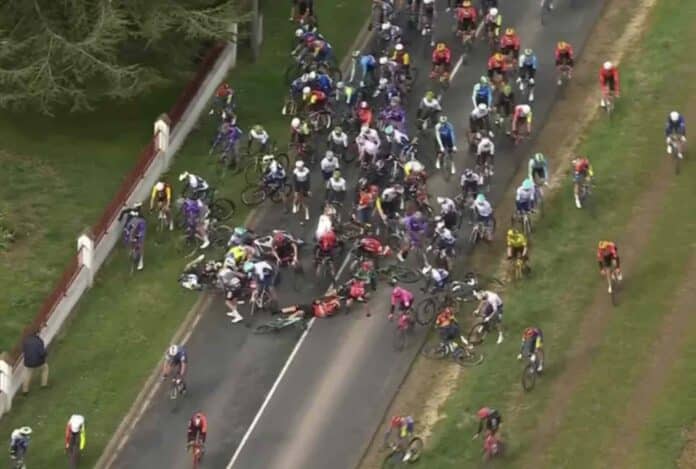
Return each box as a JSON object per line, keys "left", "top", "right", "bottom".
{"left": 110, "top": 1, "right": 606, "bottom": 468}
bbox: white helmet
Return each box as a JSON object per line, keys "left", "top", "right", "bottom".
{"left": 68, "top": 415, "right": 85, "bottom": 433}
{"left": 395, "top": 43, "right": 404, "bottom": 51}
{"left": 302, "top": 86, "right": 311, "bottom": 95}
{"left": 379, "top": 77, "right": 389, "bottom": 86}
{"left": 381, "top": 22, "right": 391, "bottom": 31}
{"left": 603, "top": 61, "right": 613, "bottom": 70}
{"left": 379, "top": 56, "right": 388, "bottom": 65}
{"left": 18, "top": 427, "right": 32, "bottom": 436}
{"left": 291, "top": 117, "right": 301, "bottom": 129}
{"left": 436, "top": 197, "right": 445, "bottom": 204}
{"left": 521, "top": 104, "right": 531, "bottom": 114}
{"left": 308, "top": 71, "right": 317, "bottom": 80}
{"left": 477, "top": 103, "right": 488, "bottom": 112}
{"left": 670, "top": 111, "right": 680, "bottom": 122}
{"left": 489, "top": 7, "right": 498, "bottom": 16}
{"left": 178, "top": 171, "right": 189, "bottom": 182}
{"left": 155, "top": 182, "right": 165, "bottom": 192}
{"left": 295, "top": 28, "right": 304, "bottom": 38}
{"left": 301, "top": 73, "right": 310, "bottom": 82}
{"left": 336, "top": 81, "right": 345, "bottom": 89}
{"left": 424, "top": 0, "right": 434, "bottom": 4}
{"left": 295, "top": 160, "right": 304, "bottom": 169}
{"left": 168, "top": 345, "right": 178, "bottom": 357}
{"left": 325, "top": 150, "right": 335, "bottom": 159}
{"left": 360, "top": 125, "right": 370, "bottom": 134}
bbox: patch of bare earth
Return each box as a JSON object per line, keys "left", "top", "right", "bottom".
{"left": 358, "top": 0, "right": 659, "bottom": 467}
{"left": 679, "top": 425, "right": 696, "bottom": 469}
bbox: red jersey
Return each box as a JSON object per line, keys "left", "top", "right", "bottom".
{"left": 456, "top": 6, "right": 477, "bottom": 23}
{"left": 597, "top": 242, "right": 618, "bottom": 260}
{"left": 359, "top": 237, "right": 383, "bottom": 254}
{"left": 435, "top": 307, "right": 455, "bottom": 327}
{"left": 349, "top": 279, "right": 366, "bottom": 299}
{"left": 318, "top": 230, "right": 337, "bottom": 251}
{"left": 313, "top": 295, "right": 341, "bottom": 317}
{"left": 308, "top": 89, "right": 326, "bottom": 104}
{"left": 555, "top": 45, "right": 575, "bottom": 62}
{"left": 357, "top": 108, "right": 373, "bottom": 126}
{"left": 187, "top": 414, "right": 208, "bottom": 443}
{"left": 599, "top": 67, "right": 620, "bottom": 90}
{"left": 573, "top": 158, "right": 590, "bottom": 174}
{"left": 487, "top": 55, "right": 504, "bottom": 70}
{"left": 432, "top": 48, "right": 452, "bottom": 64}
{"left": 215, "top": 83, "right": 233, "bottom": 98}
{"left": 499, "top": 34, "right": 520, "bottom": 51}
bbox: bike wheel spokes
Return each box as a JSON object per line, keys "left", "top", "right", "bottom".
{"left": 416, "top": 298, "right": 436, "bottom": 325}
{"left": 522, "top": 363, "right": 537, "bottom": 391}
{"left": 467, "top": 322, "right": 487, "bottom": 345}
{"left": 454, "top": 346, "right": 485, "bottom": 367}
{"left": 422, "top": 342, "right": 448, "bottom": 359}
{"left": 406, "top": 437, "right": 424, "bottom": 461}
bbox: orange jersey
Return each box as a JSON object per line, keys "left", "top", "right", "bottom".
{"left": 432, "top": 48, "right": 452, "bottom": 64}
{"left": 487, "top": 55, "right": 504, "bottom": 70}
{"left": 597, "top": 242, "right": 618, "bottom": 260}
{"left": 555, "top": 45, "right": 575, "bottom": 61}
{"left": 499, "top": 34, "right": 520, "bottom": 50}
{"left": 456, "top": 6, "right": 478, "bottom": 22}
{"left": 599, "top": 67, "right": 620, "bottom": 90}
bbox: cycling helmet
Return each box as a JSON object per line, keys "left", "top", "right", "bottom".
{"left": 133, "top": 202, "right": 142, "bottom": 209}
{"left": 524, "top": 48, "right": 533, "bottom": 56}
{"left": 302, "top": 86, "right": 311, "bottom": 95}
{"left": 352, "top": 50, "right": 361, "bottom": 58}
{"left": 436, "top": 197, "right": 446, "bottom": 205}
{"left": 494, "top": 52, "right": 504, "bottom": 61}
{"left": 379, "top": 56, "right": 388, "bottom": 65}
{"left": 463, "top": 0, "right": 472, "bottom": 6}
{"left": 464, "top": 168, "right": 473, "bottom": 178}
{"left": 325, "top": 150, "right": 335, "bottom": 159}
{"left": 253, "top": 124, "right": 263, "bottom": 133}
{"left": 291, "top": 117, "right": 301, "bottom": 129}
{"left": 477, "top": 103, "right": 488, "bottom": 112}
{"left": 520, "top": 104, "right": 531, "bottom": 114}
{"left": 308, "top": 71, "right": 317, "bottom": 80}
{"left": 436, "top": 42, "right": 446, "bottom": 52}
{"left": 193, "top": 413, "right": 204, "bottom": 424}
{"left": 295, "top": 28, "right": 304, "bottom": 38}
{"left": 155, "top": 182, "right": 165, "bottom": 192}
{"left": 18, "top": 427, "right": 32, "bottom": 436}
{"left": 502, "top": 83, "right": 513, "bottom": 96}
{"left": 360, "top": 101, "right": 369, "bottom": 109}
{"left": 414, "top": 211, "right": 423, "bottom": 220}
{"left": 384, "top": 125, "right": 394, "bottom": 135}
{"left": 475, "top": 193, "right": 486, "bottom": 203}
{"left": 603, "top": 61, "right": 613, "bottom": 70}
{"left": 381, "top": 22, "right": 391, "bottom": 31}
{"left": 524, "top": 327, "right": 536, "bottom": 339}
{"left": 168, "top": 345, "right": 179, "bottom": 357}
{"left": 480, "top": 75, "right": 489, "bottom": 85}
{"left": 424, "top": 0, "right": 434, "bottom": 4}
{"left": 557, "top": 41, "right": 568, "bottom": 50}
{"left": 379, "top": 77, "right": 389, "bottom": 86}
{"left": 425, "top": 90, "right": 435, "bottom": 100}
{"left": 295, "top": 160, "right": 304, "bottom": 169}
{"left": 489, "top": 7, "right": 498, "bottom": 16}
{"left": 333, "top": 170, "right": 342, "bottom": 179}
{"left": 477, "top": 407, "right": 491, "bottom": 419}
{"left": 336, "top": 81, "right": 345, "bottom": 89}
{"left": 598, "top": 240, "right": 610, "bottom": 250}
{"left": 439, "top": 115, "right": 448, "bottom": 123}
{"left": 390, "top": 416, "right": 404, "bottom": 428}
{"left": 178, "top": 171, "right": 189, "bottom": 182}
{"left": 505, "top": 28, "right": 515, "bottom": 36}
{"left": 670, "top": 111, "right": 680, "bottom": 122}
{"left": 333, "top": 125, "right": 343, "bottom": 134}
{"left": 243, "top": 261, "right": 254, "bottom": 273}
{"left": 395, "top": 43, "right": 404, "bottom": 51}
{"left": 522, "top": 178, "right": 533, "bottom": 190}
{"left": 534, "top": 152, "right": 545, "bottom": 162}
{"left": 507, "top": 228, "right": 517, "bottom": 238}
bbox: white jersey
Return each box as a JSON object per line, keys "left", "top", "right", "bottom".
{"left": 252, "top": 261, "right": 274, "bottom": 280}
{"left": 381, "top": 187, "right": 401, "bottom": 202}
{"left": 315, "top": 214, "right": 333, "bottom": 239}
{"left": 186, "top": 174, "right": 209, "bottom": 190}
{"left": 293, "top": 166, "right": 310, "bottom": 182}
{"left": 477, "top": 138, "right": 495, "bottom": 156}
{"left": 327, "top": 177, "right": 347, "bottom": 192}
{"left": 249, "top": 128, "right": 269, "bottom": 144}
{"left": 474, "top": 199, "right": 493, "bottom": 217}
{"left": 436, "top": 227, "right": 456, "bottom": 244}
{"left": 515, "top": 186, "right": 535, "bottom": 202}
{"left": 420, "top": 97, "right": 441, "bottom": 111}
{"left": 320, "top": 156, "right": 340, "bottom": 173}
{"left": 483, "top": 291, "right": 503, "bottom": 312}
{"left": 431, "top": 268, "right": 449, "bottom": 283}
{"left": 68, "top": 415, "right": 85, "bottom": 433}
{"left": 387, "top": 128, "right": 410, "bottom": 146}
{"left": 470, "top": 107, "right": 489, "bottom": 120}
{"left": 328, "top": 131, "right": 348, "bottom": 147}
{"left": 439, "top": 197, "right": 456, "bottom": 214}
{"left": 460, "top": 172, "right": 483, "bottom": 186}
{"left": 360, "top": 127, "right": 380, "bottom": 143}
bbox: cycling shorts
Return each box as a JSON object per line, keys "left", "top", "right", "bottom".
{"left": 294, "top": 179, "right": 310, "bottom": 194}
{"left": 510, "top": 245, "right": 525, "bottom": 258}
{"left": 516, "top": 199, "right": 532, "bottom": 213}
{"left": 531, "top": 167, "right": 546, "bottom": 181}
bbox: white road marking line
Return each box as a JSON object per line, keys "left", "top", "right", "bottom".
{"left": 450, "top": 55, "right": 464, "bottom": 80}
{"left": 226, "top": 316, "right": 316, "bottom": 468}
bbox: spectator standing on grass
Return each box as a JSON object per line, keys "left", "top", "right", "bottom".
{"left": 21, "top": 327, "right": 48, "bottom": 394}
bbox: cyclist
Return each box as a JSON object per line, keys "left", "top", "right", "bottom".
{"left": 314, "top": 227, "right": 338, "bottom": 265}
{"left": 555, "top": 41, "right": 575, "bottom": 85}
{"left": 474, "top": 407, "right": 502, "bottom": 438}
{"left": 430, "top": 42, "right": 452, "bottom": 79}
{"left": 437, "top": 196, "right": 458, "bottom": 230}
{"left": 149, "top": 181, "right": 173, "bottom": 231}
{"left": 515, "top": 178, "right": 536, "bottom": 214}
{"left": 355, "top": 179, "right": 379, "bottom": 224}
{"left": 486, "top": 52, "right": 505, "bottom": 81}
{"left": 476, "top": 134, "right": 495, "bottom": 176}
{"left": 356, "top": 101, "right": 374, "bottom": 128}
{"left": 311, "top": 37, "right": 333, "bottom": 62}
{"left": 385, "top": 415, "right": 415, "bottom": 454}
{"left": 376, "top": 184, "right": 404, "bottom": 223}
{"left": 209, "top": 82, "right": 235, "bottom": 117}
{"left": 389, "top": 285, "right": 414, "bottom": 320}
{"left": 517, "top": 48, "right": 538, "bottom": 102}
{"left": 302, "top": 86, "right": 328, "bottom": 114}
{"left": 118, "top": 201, "right": 143, "bottom": 225}
{"left": 248, "top": 124, "right": 271, "bottom": 154}
{"left": 597, "top": 240, "right": 622, "bottom": 291}
{"left": 473, "top": 193, "right": 493, "bottom": 236}
{"left": 469, "top": 103, "right": 493, "bottom": 142}
{"left": 327, "top": 170, "right": 347, "bottom": 203}
{"left": 123, "top": 211, "right": 147, "bottom": 269}
{"left": 162, "top": 345, "right": 188, "bottom": 392}
{"left": 493, "top": 82, "right": 515, "bottom": 127}
{"left": 391, "top": 43, "right": 411, "bottom": 79}
{"left": 430, "top": 222, "right": 457, "bottom": 268}
{"left": 460, "top": 168, "right": 483, "bottom": 200}
{"left": 416, "top": 90, "right": 442, "bottom": 126}
{"left": 435, "top": 115, "right": 458, "bottom": 172}
{"left": 499, "top": 27, "right": 521, "bottom": 62}
{"left": 472, "top": 76, "right": 493, "bottom": 108}
{"left": 9, "top": 426, "right": 32, "bottom": 463}
{"left": 435, "top": 306, "right": 460, "bottom": 350}
{"left": 271, "top": 231, "right": 299, "bottom": 266}
{"left": 420, "top": 0, "right": 436, "bottom": 37}
{"left": 181, "top": 197, "right": 210, "bottom": 249}
{"left": 187, "top": 413, "right": 208, "bottom": 450}
{"left": 665, "top": 111, "right": 686, "bottom": 159}
{"left": 263, "top": 159, "right": 287, "bottom": 193}
{"left": 599, "top": 61, "right": 620, "bottom": 108}
{"left": 506, "top": 228, "right": 529, "bottom": 265}
{"left": 572, "top": 156, "right": 593, "bottom": 208}
{"left": 292, "top": 160, "right": 311, "bottom": 222}
{"left": 510, "top": 104, "right": 533, "bottom": 138}
{"left": 290, "top": 116, "right": 312, "bottom": 148}
{"left": 65, "top": 415, "right": 86, "bottom": 454}
{"left": 320, "top": 150, "right": 340, "bottom": 185}
{"left": 179, "top": 171, "right": 210, "bottom": 200}
{"left": 356, "top": 125, "right": 381, "bottom": 164}
{"left": 455, "top": 1, "right": 478, "bottom": 36}
{"left": 528, "top": 152, "right": 549, "bottom": 185}
{"left": 243, "top": 259, "right": 276, "bottom": 302}
{"left": 383, "top": 124, "right": 410, "bottom": 157}
{"left": 380, "top": 97, "right": 407, "bottom": 132}
{"left": 358, "top": 52, "right": 377, "bottom": 87}
{"left": 517, "top": 326, "right": 544, "bottom": 371}
{"left": 327, "top": 126, "right": 349, "bottom": 157}
{"left": 310, "top": 70, "right": 333, "bottom": 95}
{"left": 483, "top": 7, "right": 502, "bottom": 41}
{"left": 473, "top": 289, "right": 504, "bottom": 344}
{"left": 398, "top": 211, "right": 428, "bottom": 262}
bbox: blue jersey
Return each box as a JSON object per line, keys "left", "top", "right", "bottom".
{"left": 519, "top": 54, "right": 538, "bottom": 70}
{"left": 168, "top": 346, "right": 188, "bottom": 365}
{"left": 435, "top": 122, "right": 456, "bottom": 150}
{"left": 290, "top": 77, "right": 306, "bottom": 95}
{"left": 125, "top": 216, "right": 146, "bottom": 244}
{"left": 472, "top": 83, "right": 493, "bottom": 107}
{"left": 360, "top": 55, "right": 376, "bottom": 78}
{"left": 314, "top": 74, "right": 333, "bottom": 94}
{"left": 665, "top": 115, "right": 686, "bottom": 136}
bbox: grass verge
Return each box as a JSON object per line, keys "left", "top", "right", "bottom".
{"left": 0, "top": 2, "right": 370, "bottom": 467}
{"left": 421, "top": 0, "right": 696, "bottom": 467}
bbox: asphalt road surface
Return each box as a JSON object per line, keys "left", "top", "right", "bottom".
{"left": 111, "top": 1, "right": 606, "bottom": 468}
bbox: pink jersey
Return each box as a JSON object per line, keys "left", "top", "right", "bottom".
{"left": 390, "top": 287, "right": 414, "bottom": 307}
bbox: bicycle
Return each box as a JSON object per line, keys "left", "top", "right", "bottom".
{"left": 602, "top": 89, "right": 616, "bottom": 118}
{"left": 382, "top": 436, "right": 424, "bottom": 467}
{"left": 422, "top": 338, "right": 484, "bottom": 367}
{"left": 511, "top": 209, "right": 533, "bottom": 236}
{"left": 308, "top": 109, "right": 333, "bottom": 133}
{"left": 393, "top": 310, "right": 415, "bottom": 351}
{"left": 467, "top": 314, "right": 501, "bottom": 345}
{"left": 254, "top": 314, "right": 307, "bottom": 334}
{"left": 314, "top": 253, "right": 337, "bottom": 286}
{"left": 576, "top": 179, "right": 593, "bottom": 209}
{"left": 540, "top": 0, "right": 554, "bottom": 24}
{"left": 469, "top": 217, "right": 496, "bottom": 246}
{"left": 557, "top": 64, "right": 573, "bottom": 89}
{"left": 521, "top": 352, "right": 541, "bottom": 391}
{"left": 436, "top": 147, "right": 456, "bottom": 178}
{"left": 240, "top": 180, "right": 292, "bottom": 207}
{"left": 532, "top": 179, "right": 545, "bottom": 217}
{"left": 10, "top": 446, "right": 27, "bottom": 469}
{"left": 507, "top": 254, "right": 528, "bottom": 281}
{"left": 243, "top": 151, "right": 290, "bottom": 185}
{"left": 376, "top": 264, "right": 421, "bottom": 284}
{"left": 187, "top": 437, "right": 204, "bottom": 469}
{"left": 181, "top": 188, "right": 236, "bottom": 222}
{"left": 66, "top": 433, "right": 81, "bottom": 468}
{"left": 458, "top": 28, "right": 476, "bottom": 64}
{"left": 415, "top": 282, "right": 476, "bottom": 325}
{"left": 603, "top": 263, "right": 622, "bottom": 306}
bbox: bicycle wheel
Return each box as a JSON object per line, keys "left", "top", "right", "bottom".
{"left": 393, "top": 265, "right": 421, "bottom": 284}
{"left": 467, "top": 321, "right": 489, "bottom": 345}
{"left": 241, "top": 185, "right": 267, "bottom": 206}
{"left": 211, "top": 224, "right": 233, "bottom": 248}
{"left": 416, "top": 298, "right": 437, "bottom": 325}
{"left": 393, "top": 327, "right": 407, "bottom": 351}
{"left": 244, "top": 161, "right": 262, "bottom": 185}
{"left": 254, "top": 324, "right": 277, "bottom": 334}
{"left": 406, "top": 437, "right": 424, "bottom": 462}
{"left": 422, "top": 341, "right": 448, "bottom": 359}
{"left": 523, "top": 215, "right": 533, "bottom": 236}
{"left": 210, "top": 198, "right": 236, "bottom": 220}
{"left": 382, "top": 449, "right": 406, "bottom": 468}
{"left": 338, "top": 221, "right": 364, "bottom": 240}
{"left": 522, "top": 363, "right": 537, "bottom": 391}
{"left": 454, "top": 347, "right": 485, "bottom": 367}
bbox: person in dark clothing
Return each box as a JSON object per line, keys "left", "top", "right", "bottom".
{"left": 22, "top": 327, "right": 49, "bottom": 394}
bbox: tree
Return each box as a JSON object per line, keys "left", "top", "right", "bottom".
{"left": 0, "top": 0, "right": 247, "bottom": 114}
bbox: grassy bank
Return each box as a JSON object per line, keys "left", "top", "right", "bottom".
{"left": 0, "top": 2, "right": 370, "bottom": 467}
{"left": 423, "top": 0, "right": 696, "bottom": 467}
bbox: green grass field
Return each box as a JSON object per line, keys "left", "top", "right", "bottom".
{"left": 423, "top": 0, "right": 696, "bottom": 467}
{"left": 0, "top": 2, "right": 370, "bottom": 467}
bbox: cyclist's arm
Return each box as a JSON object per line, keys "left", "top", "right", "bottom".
{"left": 434, "top": 125, "right": 444, "bottom": 150}
{"left": 80, "top": 427, "right": 86, "bottom": 450}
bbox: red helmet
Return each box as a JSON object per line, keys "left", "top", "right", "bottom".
{"left": 524, "top": 327, "right": 536, "bottom": 339}
{"left": 361, "top": 260, "right": 374, "bottom": 271}
{"left": 390, "top": 416, "right": 404, "bottom": 428}
{"left": 477, "top": 407, "right": 490, "bottom": 419}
